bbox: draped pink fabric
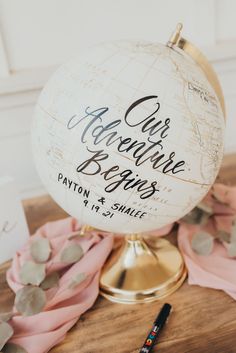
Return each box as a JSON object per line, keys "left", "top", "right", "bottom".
{"left": 178, "top": 223, "right": 236, "bottom": 299}
{"left": 5, "top": 183, "right": 236, "bottom": 352}
{"left": 177, "top": 183, "right": 236, "bottom": 299}
{"left": 6, "top": 218, "right": 114, "bottom": 353}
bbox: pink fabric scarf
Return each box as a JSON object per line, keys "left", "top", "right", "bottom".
{"left": 6, "top": 218, "right": 114, "bottom": 353}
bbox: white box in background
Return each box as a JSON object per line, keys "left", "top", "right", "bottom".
{"left": 0, "top": 176, "right": 29, "bottom": 264}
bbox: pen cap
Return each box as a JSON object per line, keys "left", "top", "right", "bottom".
{"left": 154, "top": 303, "right": 172, "bottom": 327}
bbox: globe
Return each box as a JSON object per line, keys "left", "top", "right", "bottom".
{"left": 31, "top": 40, "right": 225, "bottom": 233}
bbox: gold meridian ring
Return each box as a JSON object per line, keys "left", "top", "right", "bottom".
{"left": 167, "top": 23, "right": 226, "bottom": 119}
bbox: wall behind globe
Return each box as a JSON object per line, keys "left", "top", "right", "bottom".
{"left": 0, "top": 0, "right": 235, "bottom": 198}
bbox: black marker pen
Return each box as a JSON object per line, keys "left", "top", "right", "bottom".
{"left": 139, "top": 303, "right": 172, "bottom": 353}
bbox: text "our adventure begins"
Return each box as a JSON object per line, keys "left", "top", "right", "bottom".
{"left": 66, "top": 95, "right": 186, "bottom": 200}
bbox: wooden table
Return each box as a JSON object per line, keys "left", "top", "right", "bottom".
{"left": 1, "top": 154, "right": 236, "bottom": 353}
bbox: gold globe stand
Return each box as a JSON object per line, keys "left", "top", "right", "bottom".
{"left": 100, "top": 234, "right": 186, "bottom": 303}
{"left": 99, "top": 24, "right": 226, "bottom": 304}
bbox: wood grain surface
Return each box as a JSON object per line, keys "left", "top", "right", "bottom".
{"left": 0, "top": 154, "right": 236, "bottom": 353}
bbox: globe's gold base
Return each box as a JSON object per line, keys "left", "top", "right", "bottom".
{"left": 100, "top": 234, "right": 187, "bottom": 304}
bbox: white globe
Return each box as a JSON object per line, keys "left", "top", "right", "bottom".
{"left": 31, "top": 40, "right": 225, "bottom": 233}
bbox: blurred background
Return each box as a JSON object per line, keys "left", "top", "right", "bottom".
{"left": 0, "top": 0, "right": 235, "bottom": 198}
